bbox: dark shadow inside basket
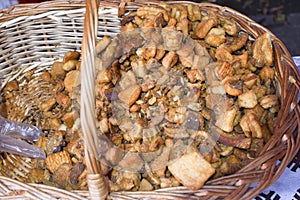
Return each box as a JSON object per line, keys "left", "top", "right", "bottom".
{"left": 0, "top": 1, "right": 88, "bottom": 194}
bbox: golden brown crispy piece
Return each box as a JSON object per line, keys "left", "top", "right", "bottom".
{"left": 238, "top": 90, "right": 258, "bottom": 108}
{"left": 179, "top": 54, "right": 194, "bottom": 68}
{"left": 160, "top": 177, "right": 181, "bottom": 188}
{"left": 234, "top": 51, "right": 248, "bottom": 68}
{"left": 51, "top": 62, "right": 66, "bottom": 80}
{"left": 186, "top": 69, "right": 205, "bottom": 83}
{"left": 56, "top": 93, "right": 71, "bottom": 109}
{"left": 66, "top": 134, "right": 84, "bottom": 161}
{"left": 48, "top": 118, "right": 61, "bottom": 130}
{"left": 259, "top": 95, "right": 278, "bottom": 109}
{"left": 205, "top": 28, "right": 226, "bottom": 47}
{"left": 118, "top": 84, "right": 142, "bottom": 107}
{"left": 240, "top": 113, "right": 263, "bottom": 138}
{"left": 137, "top": 6, "right": 169, "bottom": 22}
{"left": 227, "top": 33, "right": 248, "bottom": 52}
{"left": 40, "top": 98, "right": 56, "bottom": 112}
{"left": 118, "top": 152, "right": 144, "bottom": 172}
{"left": 220, "top": 17, "right": 238, "bottom": 36}
{"left": 155, "top": 49, "right": 166, "bottom": 60}
{"left": 139, "top": 179, "right": 154, "bottom": 191}
{"left": 37, "top": 136, "right": 48, "bottom": 151}
{"left": 110, "top": 170, "right": 141, "bottom": 191}
{"left": 52, "top": 163, "right": 72, "bottom": 188}
{"left": 252, "top": 32, "right": 273, "bottom": 67}
{"left": 243, "top": 73, "right": 258, "bottom": 88}
{"left": 46, "top": 134, "right": 65, "bottom": 155}
{"left": 172, "top": 5, "right": 189, "bottom": 35}
{"left": 162, "top": 51, "right": 178, "bottom": 68}
{"left": 63, "top": 60, "right": 78, "bottom": 72}
{"left": 45, "top": 151, "right": 72, "bottom": 173}
{"left": 215, "top": 45, "right": 233, "bottom": 63}
{"left": 220, "top": 155, "right": 241, "bottom": 175}
{"left": 222, "top": 76, "right": 243, "bottom": 96}
{"left": 31, "top": 169, "right": 44, "bottom": 183}
{"left": 63, "top": 51, "right": 80, "bottom": 63}
{"left": 121, "top": 22, "right": 136, "bottom": 32}
{"left": 194, "top": 18, "right": 217, "bottom": 39}
{"left": 187, "top": 4, "right": 201, "bottom": 22}
{"left": 97, "top": 69, "right": 112, "bottom": 84}
{"left": 168, "top": 151, "right": 215, "bottom": 190}
{"left": 64, "top": 70, "right": 80, "bottom": 94}
{"left": 216, "top": 62, "right": 235, "bottom": 80}
{"left": 165, "top": 107, "right": 186, "bottom": 124}
{"left": 96, "top": 36, "right": 111, "bottom": 55}
{"left": 150, "top": 147, "right": 170, "bottom": 177}
{"left": 40, "top": 72, "right": 52, "bottom": 82}
{"left": 259, "top": 66, "right": 275, "bottom": 81}
{"left": 136, "top": 44, "right": 157, "bottom": 60}
{"left": 62, "top": 110, "right": 79, "bottom": 128}
{"left": 3, "top": 80, "right": 19, "bottom": 92}
{"left": 105, "top": 147, "right": 124, "bottom": 166}
{"left": 215, "top": 106, "right": 238, "bottom": 132}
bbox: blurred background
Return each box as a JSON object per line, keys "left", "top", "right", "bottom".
{"left": 0, "top": 0, "right": 300, "bottom": 55}
{"left": 215, "top": 0, "right": 300, "bottom": 56}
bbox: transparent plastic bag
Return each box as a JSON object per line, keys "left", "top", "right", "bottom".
{"left": 0, "top": 116, "right": 46, "bottom": 159}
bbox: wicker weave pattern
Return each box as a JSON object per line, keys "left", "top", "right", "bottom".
{"left": 0, "top": 1, "right": 90, "bottom": 199}
{"left": 0, "top": 0, "right": 86, "bottom": 89}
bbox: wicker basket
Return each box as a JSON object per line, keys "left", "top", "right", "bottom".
{"left": 0, "top": 1, "right": 90, "bottom": 199}
{"left": 0, "top": 0, "right": 300, "bottom": 199}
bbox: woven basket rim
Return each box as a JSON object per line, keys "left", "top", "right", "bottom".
{"left": 0, "top": 0, "right": 86, "bottom": 22}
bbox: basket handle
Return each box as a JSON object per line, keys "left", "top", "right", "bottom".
{"left": 81, "top": 0, "right": 108, "bottom": 199}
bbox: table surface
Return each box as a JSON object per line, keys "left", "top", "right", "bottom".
{"left": 0, "top": 1, "right": 299, "bottom": 200}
